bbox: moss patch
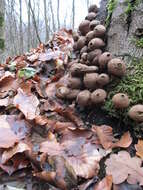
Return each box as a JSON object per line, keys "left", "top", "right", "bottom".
{"left": 0, "top": 13, "right": 4, "bottom": 27}
{"left": 103, "top": 58, "right": 143, "bottom": 121}
{"left": 105, "top": 0, "right": 118, "bottom": 27}
{"left": 0, "top": 38, "right": 4, "bottom": 50}
{"left": 131, "top": 37, "right": 143, "bottom": 48}
{"left": 125, "top": 0, "right": 141, "bottom": 15}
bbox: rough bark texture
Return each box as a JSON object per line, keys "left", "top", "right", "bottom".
{"left": 106, "top": 0, "right": 143, "bottom": 59}
{"left": 0, "top": 0, "right": 5, "bottom": 61}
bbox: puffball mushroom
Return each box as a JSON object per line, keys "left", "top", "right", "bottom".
{"left": 97, "top": 73, "right": 110, "bottom": 87}
{"left": 79, "top": 20, "right": 90, "bottom": 36}
{"left": 88, "top": 38, "right": 105, "bottom": 50}
{"left": 91, "top": 89, "right": 107, "bottom": 104}
{"left": 76, "top": 90, "right": 91, "bottom": 106}
{"left": 84, "top": 73, "right": 99, "bottom": 89}
{"left": 89, "top": 20, "right": 101, "bottom": 30}
{"left": 77, "top": 36, "right": 86, "bottom": 50}
{"left": 108, "top": 58, "right": 126, "bottom": 77}
{"left": 80, "top": 46, "right": 88, "bottom": 54}
{"left": 86, "top": 31, "right": 95, "bottom": 42}
{"left": 85, "top": 12, "right": 97, "bottom": 21}
{"left": 66, "top": 89, "right": 80, "bottom": 100}
{"left": 112, "top": 93, "right": 130, "bottom": 109}
{"left": 68, "top": 77, "right": 82, "bottom": 89}
{"left": 73, "top": 32, "right": 79, "bottom": 42}
{"left": 81, "top": 52, "right": 88, "bottom": 61}
{"left": 56, "top": 86, "right": 70, "bottom": 99}
{"left": 128, "top": 105, "right": 143, "bottom": 122}
{"left": 94, "top": 25, "right": 106, "bottom": 37}
{"left": 70, "top": 63, "right": 98, "bottom": 76}
{"left": 98, "top": 52, "right": 112, "bottom": 69}
{"left": 87, "top": 49, "right": 102, "bottom": 63}
{"left": 88, "top": 4, "right": 98, "bottom": 13}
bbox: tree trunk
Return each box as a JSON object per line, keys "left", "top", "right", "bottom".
{"left": 57, "top": 0, "right": 60, "bottom": 30}
{"left": 0, "top": 0, "right": 5, "bottom": 61}
{"left": 19, "top": 0, "right": 23, "bottom": 54}
{"left": 43, "top": 0, "right": 49, "bottom": 42}
{"left": 27, "top": 0, "right": 31, "bottom": 51}
{"left": 72, "top": 0, "right": 75, "bottom": 29}
{"left": 49, "top": 0, "right": 56, "bottom": 32}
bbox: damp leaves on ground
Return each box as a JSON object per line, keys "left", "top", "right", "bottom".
{"left": 0, "top": 29, "right": 142, "bottom": 190}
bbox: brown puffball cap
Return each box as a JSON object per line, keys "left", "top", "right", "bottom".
{"left": 97, "top": 73, "right": 110, "bottom": 87}
{"left": 108, "top": 58, "right": 126, "bottom": 77}
{"left": 98, "top": 52, "right": 112, "bottom": 69}
{"left": 80, "top": 46, "right": 88, "bottom": 54}
{"left": 128, "top": 104, "right": 143, "bottom": 122}
{"left": 88, "top": 38, "right": 105, "bottom": 50}
{"left": 94, "top": 25, "right": 106, "bottom": 37}
{"left": 56, "top": 86, "right": 70, "bottom": 99}
{"left": 88, "top": 4, "right": 98, "bottom": 13}
{"left": 84, "top": 73, "right": 99, "bottom": 89}
{"left": 86, "top": 12, "right": 97, "bottom": 21}
{"left": 86, "top": 31, "right": 95, "bottom": 42}
{"left": 68, "top": 77, "right": 82, "bottom": 89}
{"left": 79, "top": 20, "right": 90, "bottom": 36}
{"left": 66, "top": 89, "right": 80, "bottom": 100}
{"left": 81, "top": 52, "right": 88, "bottom": 61}
{"left": 112, "top": 93, "right": 130, "bottom": 109}
{"left": 77, "top": 36, "right": 86, "bottom": 50}
{"left": 91, "top": 89, "right": 107, "bottom": 104}
{"left": 76, "top": 90, "right": 91, "bottom": 107}
{"left": 87, "top": 49, "right": 102, "bottom": 64}
{"left": 73, "top": 32, "right": 79, "bottom": 42}
{"left": 90, "top": 20, "right": 101, "bottom": 30}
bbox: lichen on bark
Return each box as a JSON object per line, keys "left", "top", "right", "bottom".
{"left": 0, "top": 38, "right": 5, "bottom": 50}
{"left": 0, "top": 12, "right": 4, "bottom": 28}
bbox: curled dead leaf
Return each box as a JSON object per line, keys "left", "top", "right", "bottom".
{"left": 13, "top": 88, "right": 40, "bottom": 120}
{"left": 93, "top": 125, "right": 132, "bottom": 150}
{"left": 105, "top": 151, "right": 143, "bottom": 185}
{"left": 135, "top": 140, "right": 143, "bottom": 159}
{"left": 94, "top": 175, "right": 113, "bottom": 190}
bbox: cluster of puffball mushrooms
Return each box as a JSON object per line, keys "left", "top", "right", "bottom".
{"left": 56, "top": 4, "right": 143, "bottom": 123}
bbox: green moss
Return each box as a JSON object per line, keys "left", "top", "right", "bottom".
{"left": 0, "top": 13, "right": 4, "bottom": 27}
{"left": 103, "top": 58, "right": 143, "bottom": 123}
{"left": 131, "top": 37, "right": 143, "bottom": 48}
{"left": 0, "top": 38, "right": 4, "bottom": 50}
{"left": 105, "top": 0, "right": 118, "bottom": 27}
{"left": 125, "top": 0, "right": 141, "bottom": 15}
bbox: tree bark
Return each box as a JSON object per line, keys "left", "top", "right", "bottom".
{"left": 72, "top": 0, "right": 75, "bottom": 29}
{"left": 57, "top": 0, "right": 60, "bottom": 30}
{"left": 19, "top": 0, "right": 23, "bottom": 54}
{"left": 43, "top": 0, "right": 49, "bottom": 42}
{"left": 0, "top": 0, "right": 5, "bottom": 60}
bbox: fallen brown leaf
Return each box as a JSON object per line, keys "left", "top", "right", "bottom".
{"left": 13, "top": 88, "right": 40, "bottom": 120}
{"left": 0, "top": 115, "right": 19, "bottom": 148}
{"left": 105, "top": 151, "right": 143, "bottom": 185}
{"left": 93, "top": 125, "right": 132, "bottom": 150}
{"left": 40, "top": 129, "right": 103, "bottom": 179}
{"left": 135, "top": 140, "right": 143, "bottom": 159}
{"left": 1, "top": 142, "right": 30, "bottom": 164}
{"left": 94, "top": 175, "right": 113, "bottom": 190}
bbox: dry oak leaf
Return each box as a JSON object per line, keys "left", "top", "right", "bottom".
{"left": 40, "top": 129, "right": 103, "bottom": 179}
{"left": 135, "top": 140, "right": 143, "bottom": 159}
{"left": 94, "top": 175, "right": 113, "bottom": 190}
{"left": 0, "top": 115, "right": 19, "bottom": 148}
{"left": 93, "top": 125, "right": 132, "bottom": 150}
{"left": 35, "top": 155, "right": 77, "bottom": 190}
{"left": 1, "top": 142, "right": 30, "bottom": 164}
{"left": 13, "top": 88, "right": 39, "bottom": 120}
{"left": 105, "top": 151, "right": 143, "bottom": 185}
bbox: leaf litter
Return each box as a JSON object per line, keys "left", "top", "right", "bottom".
{"left": 0, "top": 28, "right": 142, "bottom": 189}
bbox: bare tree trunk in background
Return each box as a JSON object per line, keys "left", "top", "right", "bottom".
{"left": 29, "top": 0, "right": 41, "bottom": 44}
{"left": 87, "top": 0, "right": 89, "bottom": 10}
{"left": 49, "top": 0, "right": 56, "bottom": 32}
{"left": 0, "top": 0, "right": 5, "bottom": 61}
{"left": 72, "top": 0, "right": 75, "bottom": 29}
{"left": 27, "top": 0, "right": 31, "bottom": 51}
{"left": 43, "top": 0, "right": 49, "bottom": 42}
{"left": 19, "top": 0, "right": 23, "bottom": 53}
{"left": 57, "top": 0, "right": 60, "bottom": 30}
